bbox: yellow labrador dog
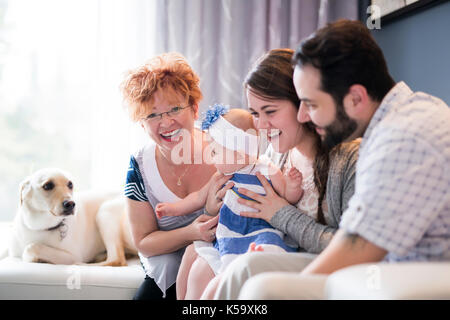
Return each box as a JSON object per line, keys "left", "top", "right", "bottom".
{"left": 8, "top": 168, "right": 137, "bottom": 266}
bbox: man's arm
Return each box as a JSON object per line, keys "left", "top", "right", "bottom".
{"left": 301, "top": 229, "right": 388, "bottom": 275}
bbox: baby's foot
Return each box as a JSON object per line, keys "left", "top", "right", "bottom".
{"left": 248, "top": 242, "right": 287, "bottom": 253}
{"left": 155, "top": 202, "right": 176, "bottom": 219}
{"left": 248, "top": 242, "right": 264, "bottom": 252}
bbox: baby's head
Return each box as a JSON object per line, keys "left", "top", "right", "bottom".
{"left": 202, "top": 105, "right": 258, "bottom": 174}
{"left": 221, "top": 108, "right": 256, "bottom": 133}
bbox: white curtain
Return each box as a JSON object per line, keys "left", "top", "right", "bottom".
{"left": 153, "top": 0, "right": 359, "bottom": 113}
{"left": 0, "top": 0, "right": 156, "bottom": 220}
{"left": 90, "top": 0, "right": 157, "bottom": 190}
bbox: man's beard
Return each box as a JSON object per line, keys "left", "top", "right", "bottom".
{"left": 320, "top": 103, "right": 358, "bottom": 151}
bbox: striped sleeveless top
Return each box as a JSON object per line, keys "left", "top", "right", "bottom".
{"left": 125, "top": 142, "right": 203, "bottom": 296}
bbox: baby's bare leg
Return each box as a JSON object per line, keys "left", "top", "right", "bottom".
{"left": 185, "top": 256, "right": 216, "bottom": 300}
{"left": 176, "top": 244, "right": 198, "bottom": 300}
{"left": 200, "top": 274, "right": 223, "bottom": 300}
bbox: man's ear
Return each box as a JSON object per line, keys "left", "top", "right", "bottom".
{"left": 343, "top": 84, "right": 368, "bottom": 119}
{"left": 19, "top": 178, "right": 32, "bottom": 206}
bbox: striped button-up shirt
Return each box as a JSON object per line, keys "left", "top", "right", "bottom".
{"left": 340, "top": 82, "right": 450, "bottom": 262}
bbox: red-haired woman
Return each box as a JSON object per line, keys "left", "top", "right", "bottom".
{"left": 121, "top": 53, "right": 230, "bottom": 299}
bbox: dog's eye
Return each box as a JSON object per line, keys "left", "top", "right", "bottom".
{"left": 43, "top": 182, "right": 54, "bottom": 191}
{"left": 68, "top": 181, "right": 73, "bottom": 190}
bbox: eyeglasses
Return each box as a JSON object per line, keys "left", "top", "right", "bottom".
{"left": 142, "top": 105, "right": 191, "bottom": 122}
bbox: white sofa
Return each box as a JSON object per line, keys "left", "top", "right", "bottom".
{"left": 2, "top": 220, "right": 450, "bottom": 300}
{"left": 325, "top": 262, "right": 450, "bottom": 300}
{"left": 0, "top": 222, "right": 145, "bottom": 300}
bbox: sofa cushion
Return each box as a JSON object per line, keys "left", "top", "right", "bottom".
{"left": 0, "top": 257, "right": 145, "bottom": 300}
{"left": 325, "top": 262, "right": 450, "bottom": 299}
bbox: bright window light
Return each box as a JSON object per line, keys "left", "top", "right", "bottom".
{"left": 0, "top": 0, "right": 155, "bottom": 221}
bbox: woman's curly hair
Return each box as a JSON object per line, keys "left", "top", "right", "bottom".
{"left": 120, "top": 52, "right": 203, "bottom": 122}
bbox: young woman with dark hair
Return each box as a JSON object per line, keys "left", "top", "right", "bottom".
{"left": 192, "top": 48, "right": 361, "bottom": 299}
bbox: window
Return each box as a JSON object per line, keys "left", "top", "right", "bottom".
{"left": 0, "top": 0, "right": 155, "bottom": 221}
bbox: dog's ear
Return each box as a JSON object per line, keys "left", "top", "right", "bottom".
{"left": 19, "top": 178, "right": 32, "bottom": 206}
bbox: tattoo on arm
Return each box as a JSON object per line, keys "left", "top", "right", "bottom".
{"left": 344, "top": 232, "right": 367, "bottom": 248}
{"left": 340, "top": 231, "right": 388, "bottom": 263}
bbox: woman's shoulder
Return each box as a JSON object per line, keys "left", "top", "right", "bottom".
{"left": 127, "top": 141, "right": 157, "bottom": 182}
{"left": 328, "top": 138, "right": 361, "bottom": 175}
{"left": 131, "top": 141, "right": 156, "bottom": 160}
{"left": 331, "top": 138, "right": 361, "bottom": 161}
{"left": 125, "top": 145, "right": 152, "bottom": 202}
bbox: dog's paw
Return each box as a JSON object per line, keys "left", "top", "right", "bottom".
{"left": 98, "top": 259, "right": 128, "bottom": 267}
{"left": 22, "top": 243, "right": 43, "bottom": 263}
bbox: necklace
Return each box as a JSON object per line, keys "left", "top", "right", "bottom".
{"left": 171, "top": 165, "right": 191, "bottom": 186}
{"left": 156, "top": 146, "right": 192, "bottom": 186}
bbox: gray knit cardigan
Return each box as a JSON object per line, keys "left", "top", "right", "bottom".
{"left": 270, "top": 140, "right": 360, "bottom": 254}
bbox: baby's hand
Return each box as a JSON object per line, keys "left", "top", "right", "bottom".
{"left": 155, "top": 202, "right": 177, "bottom": 219}
{"left": 285, "top": 167, "right": 303, "bottom": 189}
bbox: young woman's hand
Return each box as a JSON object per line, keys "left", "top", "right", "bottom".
{"left": 237, "top": 172, "right": 289, "bottom": 223}
{"left": 204, "top": 172, "right": 234, "bottom": 215}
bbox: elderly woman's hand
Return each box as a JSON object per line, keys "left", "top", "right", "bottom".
{"left": 237, "top": 172, "right": 290, "bottom": 223}
{"left": 190, "top": 214, "right": 219, "bottom": 242}
{"left": 205, "top": 172, "right": 234, "bottom": 215}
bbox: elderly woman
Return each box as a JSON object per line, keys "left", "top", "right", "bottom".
{"left": 120, "top": 52, "right": 227, "bottom": 300}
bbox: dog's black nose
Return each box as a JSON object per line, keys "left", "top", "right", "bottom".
{"left": 62, "top": 200, "right": 75, "bottom": 215}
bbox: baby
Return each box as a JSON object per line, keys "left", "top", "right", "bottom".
{"left": 156, "top": 105, "right": 303, "bottom": 225}
{"left": 156, "top": 105, "right": 303, "bottom": 298}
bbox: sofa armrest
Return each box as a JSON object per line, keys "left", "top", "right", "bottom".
{"left": 325, "top": 262, "right": 450, "bottom": 299}
{"left": 0, "top": 221, "right": 13, "bottom": 259}
{"left": 0, "top": 257, "right": 145, "bottom": 299}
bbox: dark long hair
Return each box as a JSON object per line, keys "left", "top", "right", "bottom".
{"left": 245, "top": 48, "right": 328, "bottom": 225}
{"left": 293, "top": 20, "right": 395, "bottom": 108}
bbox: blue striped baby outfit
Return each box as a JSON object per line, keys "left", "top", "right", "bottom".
{"left": 206, "top": 156, "right": 297, "bottom": 272}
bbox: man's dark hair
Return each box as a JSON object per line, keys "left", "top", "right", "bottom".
{"left": 293, "top": 19, "right": 395, "bottom": 106}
